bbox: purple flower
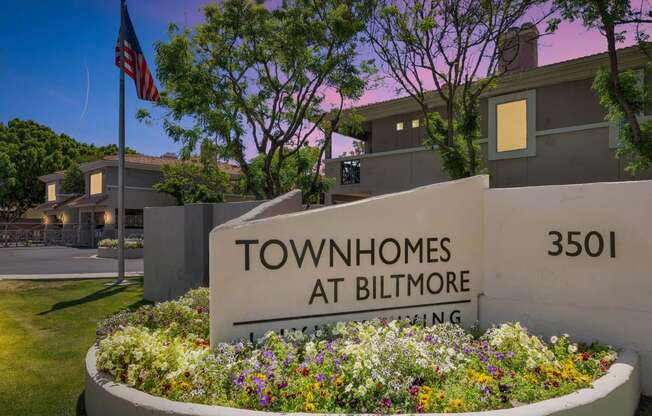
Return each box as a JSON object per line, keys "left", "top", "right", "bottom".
{"left": 507, "top": 351, "right": 514, "bottom": 358}
{"left": 495, "top": 352, "right": 505, "bottom": 361}
{"left": 381, "top": 398, "right": 392, "bottom": 407}
{"left": 315, "top": 353, "right": 324, "bottom": 365}
{"left": 481, "top": 386, "right": 492, "bottom": 396}
{"left": 487, "top": 365, "right": 498, "bottom": 375}
{"left": 262, "top": 350, "right": 273, "bottom": 359}
{"left": 424, "top": 334, "right": 433, "bottom": 342}
{"left": 479, "top": 354, "right": 488, "bottom": 363}
{"left": 259, "top": 395, "right": 270, "bottom": 407}
{"left": 316, "top": 373, "right": 326, "bottom": 383}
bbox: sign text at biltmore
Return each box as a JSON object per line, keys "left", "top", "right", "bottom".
{"left": 210, "top": 176, "right": 487, "bottom": 343}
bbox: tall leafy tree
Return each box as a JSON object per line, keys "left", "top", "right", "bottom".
{"left": 555, "top": 0, "right": 652, "bottom": 173}
{"left": 60, "top": 164, "right": 85, "bottom": 194}
{"left": 367, "top": 0, "right": 554, "bottom": 178}
{"left": 153, "top": 160, "right": 232, "bottom": 205}
{"left": 242, "top": 146, "right": 334, "bottom": 204}
{"left": 147, "top": 0, "right": 375, "bottom": 200}
{"left": 0, "top": 119, "right": 137, "bottom": 222}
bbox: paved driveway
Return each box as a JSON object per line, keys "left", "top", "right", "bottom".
{"left": 0, "top": 246, "right": 143, "bottom": 279}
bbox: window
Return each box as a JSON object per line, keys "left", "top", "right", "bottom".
{"left": 488, "top": 89, "right": 536, "bottom": 160}
{"left": 496, "top": 100, "right": 527, "bottom": 152}
{"left": 396, "top": 122, "right": 404, "bottom": 131}
{"left": 47, "top": 183, "right": 56, "bottom": 201}
{"left": 341, "top": 159, "right": 361, "bottom": 185}
{"left": 90, "top": 172, "right": 102, "bottom": 195}
{"left": 411, "top": 119, "right": 420, "bottom": 128}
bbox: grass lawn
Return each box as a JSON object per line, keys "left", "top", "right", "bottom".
{"left": 0, "top": 277, "right": 650, "bottom": 416}
{"left": 0, "top": 278, "right": 146, "bottom": 416}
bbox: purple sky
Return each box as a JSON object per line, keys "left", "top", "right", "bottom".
{"left": 0, "top": 0, "right": 647, "bottom": 158}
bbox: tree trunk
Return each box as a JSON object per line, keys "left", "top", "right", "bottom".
{"left": 597, "top": 0, "right": 642, "bottom": 145}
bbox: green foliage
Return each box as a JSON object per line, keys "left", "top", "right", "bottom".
{"left": 153, "top": 161, "right": 232, "bottom": 205}
{"left": 59, "top": 163, "right": 85, "bottom": 194}
{"left": 555, "top": 0, "right": 651, "bottom": 173}
{"left": 423, "top": 99, "right": 484, "bottom": 179}
{"left": 98, "top": 238, "right": 144, "bottom": 249}
{"left": 593, "top": 66, "right": 652, "bottom": 173}
{"left": 242, "top": 146, "right": 334, "bottom": 204}
{"left": 151, "top": 0, "right": 375, "bottom": 199}
{"left": 0, "top": 119, "right": 131, "bottom": 221}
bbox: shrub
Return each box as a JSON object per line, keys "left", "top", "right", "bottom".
{"left": 98, "top": 238, "right": 143, "bottom": 249}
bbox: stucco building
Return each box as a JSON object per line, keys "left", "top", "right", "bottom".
{"left": 37, "top": 154, "right": 242, "bottom": 246}
{"left": 325, "top": 32, "right": 651, "bottom": 204}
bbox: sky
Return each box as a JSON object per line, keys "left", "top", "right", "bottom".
{"left": 0, "top": 0, "right": 646, "bottom": 158}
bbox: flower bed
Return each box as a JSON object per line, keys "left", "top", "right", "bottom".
{"left": 97, "top": 238, "right": 144, "bottom": 258}
{"left": 94, "top": 289, "right": 619, "bottom": 414}
{"left": 98, "top": 238, "right": 144, "bottom": 249}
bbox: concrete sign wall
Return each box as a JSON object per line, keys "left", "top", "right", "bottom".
{"left": 210, "top": 176, "right": 487, "bottom": 343}
{"left": 481, "top": 180, "right": 652, "bottom": 394}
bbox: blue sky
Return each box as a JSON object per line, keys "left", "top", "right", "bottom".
{"left": 0, "top": 1, "right": 646, "bottom": 159}
{"left": 0, "top": 0, "right": 206, "bottom": 156}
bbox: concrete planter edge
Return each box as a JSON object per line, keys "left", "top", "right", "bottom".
{"left": 85, "top": 345, "right": 640, "bottom": 416}
{"left": 97, "top": 247, "right": 143, "bottom": 259}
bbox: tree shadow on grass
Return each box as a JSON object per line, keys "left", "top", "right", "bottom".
{"left": 37, "top": 281, "right": 142, "bottom": 316}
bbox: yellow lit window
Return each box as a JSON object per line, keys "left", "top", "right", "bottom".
{"left": 90, "top": 173, "right": 102, "bottom": 195}
{"left": 396, "top": 122, "right": 404, "bottom": 131}
{"left": 411, "top": 119, "right": 420, "bottom": 128}
{"left": 47, "top": 183, "right": 56, "bottom": 201}
{"left": 496, "top": 99, "right": 527, "bottom": 152}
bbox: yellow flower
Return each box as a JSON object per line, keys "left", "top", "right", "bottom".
{"left": 255, "top": 373, "right": 267, "bottom": 381}
{"left": 335, "top": 377, "right": 344, "bottom": 388}
{"left": 436, "top": 391, "right": 446, "bottom": 401}
{"left": 179, "top": 381, "right": 191, "bottom": 391}
{"left": 420, "top": 386, "right": 432, "bottom": 395}
{"left": 450, "top": 399, "right": 464, "bottom": 409}
{"left": 304, "top": 403, "right": 316, "bottom": 412}
{"left": 305, "top": 392, "right": 315, "bottom": 402}
{"left": 312, "top": 382, "right": 321, "bottom": 390}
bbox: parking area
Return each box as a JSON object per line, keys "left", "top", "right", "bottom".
{"left": 0, "top": 246, "right": 143, "bottom": 279}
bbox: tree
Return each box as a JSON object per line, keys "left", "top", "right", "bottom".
{"left": 60, "top": 164, "right": 85, "bottom": 194}
{"left": 146, "top": 0, "right": 375, "bottom": 200}
{"left": 368, "top": 0, "right": 554, "bottom": 178}
{"left": 555, "top": 0, "right": 652, "bottom": 173}
{"left": 242, "top": 146, "right": 334, "bottom": 204}
{"left": 0, "top": 119, "right": 139, "bottom": 222}
{"left": 153, "top": 161, "right": 232, "bottom": 205}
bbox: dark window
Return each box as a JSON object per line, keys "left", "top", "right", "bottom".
{"left": 341, "top": 159, "right": 361, "bottom": 185}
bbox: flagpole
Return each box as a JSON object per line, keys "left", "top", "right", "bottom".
{"left": 117, "top": 0, "right": 126, "bottom": 285}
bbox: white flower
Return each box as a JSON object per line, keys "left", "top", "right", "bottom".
{"left": 568, "top": 344, "right": 578, "bottom": 353}
{"left": 550, "top": 336, "right": 559, "bottom": 344}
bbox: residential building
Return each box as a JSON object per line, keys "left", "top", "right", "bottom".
{"left": 36, "top": 154, "right": 243, "bottom": 246}
{"left": 325, "top": 30, "right": 652, "bottom": 204}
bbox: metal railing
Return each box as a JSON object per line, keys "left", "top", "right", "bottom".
{"left": 0, "top": 223, "right": 144, "bottom": 248}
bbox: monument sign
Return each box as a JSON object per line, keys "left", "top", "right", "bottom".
{"left": 210, "top": 176, "right": 487, "bottom": 343}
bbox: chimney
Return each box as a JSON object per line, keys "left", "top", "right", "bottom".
{"left": 498, "top": 23, "right": 539, "bottom": 72}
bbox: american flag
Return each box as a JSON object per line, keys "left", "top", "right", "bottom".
{"left": 114, "top": 6, "right": 160, "bottom": 102}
